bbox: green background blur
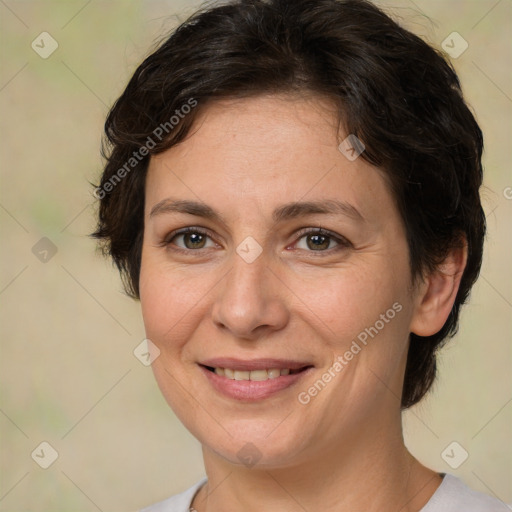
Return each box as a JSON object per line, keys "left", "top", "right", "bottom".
{"left": 1, "top": 0, "right": 511, "bottom": 510}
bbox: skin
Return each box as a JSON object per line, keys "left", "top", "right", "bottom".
{"left": 139, "top": 94, "right": 467, "bottom": 511}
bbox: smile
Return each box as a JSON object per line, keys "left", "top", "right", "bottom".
{"left": 199, "top": 359, "right": 313, "bottom": 401}
{"left": 209, "top": 367, "right": 300, "bottom": 381}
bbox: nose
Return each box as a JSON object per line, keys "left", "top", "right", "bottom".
{"left": 211, "top": 248, "right": 289, "bottom": 340}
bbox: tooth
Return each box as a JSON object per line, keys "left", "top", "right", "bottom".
{"left": 249, "top": 370, "right": 268, "bottom": 381}
{"left": 219, "top": 367, "right": 294, "bottom": 380}
{"left": 268, "top": 369, "right": 281, "bottom": 379}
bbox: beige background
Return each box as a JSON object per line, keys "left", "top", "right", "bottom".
{"left": 0, "top": 0, "right": 510, "bottom": 510}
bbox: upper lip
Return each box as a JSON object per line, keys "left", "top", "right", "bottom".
{"left": 199, "top": 358, "right": 313, "bottom": 371}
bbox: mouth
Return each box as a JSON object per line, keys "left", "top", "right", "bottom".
{"left": 202, "top": 365, "right": 308, "bottom": 381}
{"left": 198, "top": 359, "right": 314, "bottom": 401}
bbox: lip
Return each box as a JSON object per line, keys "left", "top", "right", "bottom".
{"left": 198, "top": 358, "right": 314, "bottom": 401}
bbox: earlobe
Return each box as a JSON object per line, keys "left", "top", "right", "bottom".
{"left": 410, "top": 241, "right": 468, "bottom": 337}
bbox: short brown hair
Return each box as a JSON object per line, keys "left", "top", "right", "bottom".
{"left": 92, "top": 0, "right": 485, "bottom": 408}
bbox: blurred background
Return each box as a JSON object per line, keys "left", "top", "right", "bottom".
{"left": 0, "top": 0, "right": 510, "bottom": 510}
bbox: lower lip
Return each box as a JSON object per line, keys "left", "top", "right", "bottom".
{"left": 199, "top": 366, "right": 312, "bottom": 401}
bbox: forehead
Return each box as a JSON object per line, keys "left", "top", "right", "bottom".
{"left": 145, "top": 94, "right": 396, "bottom": 225}
{"left": 167, "top": 93, "right": 340, "bottom": 169}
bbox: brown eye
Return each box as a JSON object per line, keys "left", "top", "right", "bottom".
{"left": 180, "top": 232, "right": 207, "bottom": 249}
{"left": 305, "top": 233, "right": 331, "bottom": 251}
{"left": 294, "top": 228, "right": 352, "bottom": 254}
{"left": 165, "top": 228, "right": 216, "bottom": 251}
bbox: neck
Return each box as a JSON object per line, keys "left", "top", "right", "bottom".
{"left": 192, "top": 417, "right": 442, "bottom": 512}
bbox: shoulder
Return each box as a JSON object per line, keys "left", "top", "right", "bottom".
{"left": 422, "top": 474, "right": 510, "bottom": 511}
{"left": 139, "top": 478, "right": 207, "bottom": 512}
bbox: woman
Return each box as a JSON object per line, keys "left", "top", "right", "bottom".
{"left": 93, "top": 0, "right": 507, "bottom": 510}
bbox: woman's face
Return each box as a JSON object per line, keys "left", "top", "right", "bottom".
{"left": 140, "top": 94, "right": 422, "bottom": 467}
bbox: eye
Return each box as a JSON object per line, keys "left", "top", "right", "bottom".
{"left": 293, "top": 227, "right": 351, "bottom": 253}
{"left": 164, "top": 227, "right": 217, "bottom": 251}
{"left": 161, "top": 226, "right": 351, "bottom": 255}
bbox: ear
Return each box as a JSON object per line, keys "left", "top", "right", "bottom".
{"left": 410, "top": 240, "right": 468, "bottom": 337}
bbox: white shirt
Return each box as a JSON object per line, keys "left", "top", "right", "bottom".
{"left": 139, "top": 473, "right": 510, "bottom": 511}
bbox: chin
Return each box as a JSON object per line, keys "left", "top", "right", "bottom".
{"left": 195, "top": 416, "right": 313, "bottom": 469}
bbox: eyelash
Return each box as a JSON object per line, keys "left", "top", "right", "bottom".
{"left": 162, "top": 226, "right": 352, "bottom": 256}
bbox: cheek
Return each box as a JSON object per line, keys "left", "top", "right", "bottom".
{"left": 292, "top": 262, "right": 407, "bottom": 344}
{"left": 139, "top": 255, "right": 199, "bottom": 345}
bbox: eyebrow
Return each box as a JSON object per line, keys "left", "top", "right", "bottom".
{"left": 149, "top": 198, "right": 365, "bottom": 224}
